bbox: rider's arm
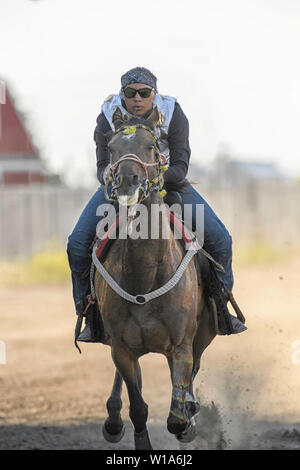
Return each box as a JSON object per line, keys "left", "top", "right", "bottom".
{"left": 94, "top": 112, "right": 111, "bottom": 185}
{"left": 163, "top": 102, "right": 191, "bottom": 189}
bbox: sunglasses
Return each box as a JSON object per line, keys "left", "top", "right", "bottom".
{"left": 123, "top": 87, "right": 154, "bottom": 99}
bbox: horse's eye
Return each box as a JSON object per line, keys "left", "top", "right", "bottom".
{"left": 148, "top": 145, "right": 154, "bottom": 151}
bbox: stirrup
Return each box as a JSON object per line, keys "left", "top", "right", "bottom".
{"left": 224, "top": 290, "right": 247, "bottom": 334}
{"left": 77, "top": 318, "right": 108, "bottom": 344}
{"left": 224, "top": 290, "right": 246, "bottom": 324}
{"left": 209, "top": 295, "right": 247, "bottom": 336}
{"left": 74, "top": 296, "right": 108, "bottom": 352}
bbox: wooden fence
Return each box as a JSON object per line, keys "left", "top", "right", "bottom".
{"left": 0, "top": 182, "right": 299, "bottom": 259}
{"left": 0, "top": 186, "right": 93, "bottom": 259}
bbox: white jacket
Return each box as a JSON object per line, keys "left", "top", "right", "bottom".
{"left": 101, "top": 92, "right": 177, "bottom": 158}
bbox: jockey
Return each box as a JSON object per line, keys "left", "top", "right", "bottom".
{"left": 67, "top": 66, "right": 247, "bottom": 344}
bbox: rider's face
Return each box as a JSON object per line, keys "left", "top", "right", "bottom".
{"left": 122, "top": 83, "right": 156, "bottom": 116}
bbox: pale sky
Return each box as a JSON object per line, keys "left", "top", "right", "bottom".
{"left": 1, "top": 0, "right": 300, "bottom": 186}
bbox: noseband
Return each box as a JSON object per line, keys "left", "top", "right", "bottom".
{"left": 104, "top": 124, "right": 168, "bottom": 202}
{"left": 110, "top": 153, "right": 158, "bottom": 180}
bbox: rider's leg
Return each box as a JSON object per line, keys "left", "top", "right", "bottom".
{"left": 67, "top": 185, "right": 109, "bottom": 343}
{"left": 180, "top": 184, "right": 233, "bottom": 288}
{"left": 180, "top": 184, "right": 246, "bottom": 334}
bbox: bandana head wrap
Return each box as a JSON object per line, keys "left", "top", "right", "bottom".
{"left": 121, "top": 67, "right": 157, "bottom": 91}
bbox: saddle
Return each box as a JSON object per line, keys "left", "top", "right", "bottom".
{"left": 85, "top": 194, "right": 245, "bottom": 335}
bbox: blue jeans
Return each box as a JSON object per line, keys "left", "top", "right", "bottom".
{"left": 67, "top": 184, "right": 234, "bottom": 307}
{"left": 180, "top": 185, "right": 233, "bottom": 291}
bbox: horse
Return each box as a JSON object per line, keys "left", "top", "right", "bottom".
{"left": 92, "top": 107, "right": 216, "bottom": 450}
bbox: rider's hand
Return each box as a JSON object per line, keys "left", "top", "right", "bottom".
{"left": 103, "top": 164, "right": 112, "bottom": 184}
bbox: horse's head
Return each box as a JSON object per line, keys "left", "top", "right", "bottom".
{"left": 105, "top": 107, "right": 167, "bottom": 206}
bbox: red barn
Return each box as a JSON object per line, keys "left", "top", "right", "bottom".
{"left": 0, "top": 81, "right": 49, "bottom": 185}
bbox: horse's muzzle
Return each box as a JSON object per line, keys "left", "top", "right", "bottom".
{"left": 114, "top": 173, "right": 139, "bottom": 192}
{"left": 114, "top": 173, "right": 143, "bottom": 206}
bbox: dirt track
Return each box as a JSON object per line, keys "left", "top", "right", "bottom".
{"left": 1, "top": 257, "right": 300, "bottom": 450}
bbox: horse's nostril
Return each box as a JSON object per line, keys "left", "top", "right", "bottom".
{"left": 132, "top": 175, "right": 139, "bottom": 185}
{"left": 115, "top": 173, "right": 139, "bottom": 190}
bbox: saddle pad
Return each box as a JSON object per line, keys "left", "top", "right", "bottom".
{"left": 165, "top": 208, "right": 195, "bottom": 246}
{"left": 95, "top": 215, "right": 123, "bottom": 260}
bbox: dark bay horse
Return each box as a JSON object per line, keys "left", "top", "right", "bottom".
{"left": 93, "top": 108, "right": 216, "bottom": 450}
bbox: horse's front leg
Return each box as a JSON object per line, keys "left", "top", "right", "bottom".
{"left": 102, "top": 369, "right": 125, "bottom": 443}
{"left": 187, "top": 302, "right": 216, "bottom": 411}
{"left": 111, "top": 344, "right": 153, "bottom": 450}
{"left": 167, "top": 344, "right": 194, "bottom": 438}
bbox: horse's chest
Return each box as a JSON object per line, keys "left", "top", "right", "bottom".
{"left": 104, "top": 296, "right": 192, "bottom": 354}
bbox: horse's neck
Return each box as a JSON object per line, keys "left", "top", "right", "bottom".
{"left": 119, "top": 199, "right": 179, "bottom": 292}
{"left": 124, "top": 202, "right": 173, "bottom": 255}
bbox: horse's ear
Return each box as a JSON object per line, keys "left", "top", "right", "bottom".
{"left": 147, "top": 107, "right": 162, "bottom": 129}
{"left": 112, "top": 107, "right": 125, "bottom": 130}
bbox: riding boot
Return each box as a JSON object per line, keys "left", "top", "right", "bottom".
{"left": 211, "top": 288, "right": 247, "bottom": 335}
{"left": 227, "top": 312, "right": 247, "bottom": 334}
{"left": 206, "top": 260, "right": 247, "bottom": 335}
{"left": 75, "top": 296, "right": 109, "bottom": 348}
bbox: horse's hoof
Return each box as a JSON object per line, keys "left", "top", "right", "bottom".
{"left": 102, "top": 422, "right": 125, "bottom": 443}
{"left": 175, "top": 417, "right": 197, "bottom": 444}
{"left": 134, "top": 428, "right": 153, "bottom": 450}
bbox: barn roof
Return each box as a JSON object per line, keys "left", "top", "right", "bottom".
{"left": 0, "top": 82, "right": 38, "bottom": 159}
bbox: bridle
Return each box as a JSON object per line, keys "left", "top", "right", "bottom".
{"left": 104, "top": 124, "right": 168, "bottom": 203}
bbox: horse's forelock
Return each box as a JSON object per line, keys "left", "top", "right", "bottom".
{"left": 107, "top": 117, "right": 156, "bottom": 145}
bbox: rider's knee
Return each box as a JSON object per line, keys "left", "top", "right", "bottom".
{"left": 224, "top": 231, "right": 232, "bottom": 255}
{"left": 208, "top": 225, "right": 232, "bottom": 257}
{"left": 218, "top": 233, "right": 233, "bottom": 261}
